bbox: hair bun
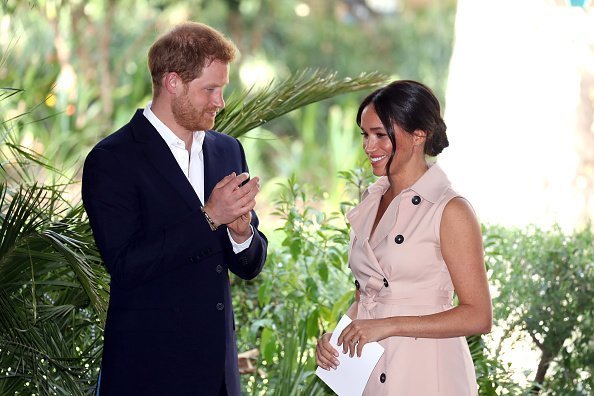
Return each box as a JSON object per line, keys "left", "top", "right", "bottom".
{"left": 425, "top": 119, "right": 449, "bottom": 156}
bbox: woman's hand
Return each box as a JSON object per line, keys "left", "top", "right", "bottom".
{"left": 337, "top": 318, "right": 392, "bottom": 357}
{"left": 315, "top": 333, "right": 339, "bottom": 370}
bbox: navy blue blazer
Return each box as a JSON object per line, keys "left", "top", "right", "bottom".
{"left": 82, "top": 110, "right": 267, "bottom": 395}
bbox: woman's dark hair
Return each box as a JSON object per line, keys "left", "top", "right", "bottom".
{"left": 356, "top": 80, "right": 449, "bottom": 174}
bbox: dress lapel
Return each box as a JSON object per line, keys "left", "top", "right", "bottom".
{"left": 346, "top": 179, "right": 389, "bottom": 278}
{"left": 369, "top": 196, "right": 400, "bottom": 250}
{"left": 347, "top": 178, "right": 382, "bottom": 237}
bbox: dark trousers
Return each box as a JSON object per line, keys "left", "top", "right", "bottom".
{"left": 219, "top": 378, "right": 227, "bottom": 396}
{"left": 96, "top": 371, "right": 228, "bottom": 396}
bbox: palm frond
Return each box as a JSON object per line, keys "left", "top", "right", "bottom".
{"left": 0, "top": 184, "right": 106, "bottom": 394}
{"left": 0, "top": 290, "right": 97, "bottom": 396}
{"left": 0, "top": 183, "right": 108, "bottom": 320}
{"left": 2, "top": 141, "right": 64, "bottom": 178}
{"left": 42, "top": 223, "right": 109, "bottom": 321}
{"left": 0, "top": 87, "right": 23, "bottom": 102}
{"left": 1, "top": 82, "right": 65, "bottom": 183}
{"left": 0, "top": 184, "right": 48, "bottom": 263}
{"left": 215, "top": 69, "right": 388, "bottom": 137}
{"left": 0, "top": 37, "right": 19, "bottom": 81}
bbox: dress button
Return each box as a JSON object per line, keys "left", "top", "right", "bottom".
{"left": 216, "top": 303, "right": 224, "bottom": 311}
{"left": 383, "top": 278, "right": 389, "bottom": 287}
{"left": 412, "top": 195, "right": 421, "bottom": 205}
{"left": 216, "top": 264, "right": 223, "bottom": 273}
{"left": 380, "top": 373, "right": 386, "bottom": 383}
{"left": 395, "top": 234, "right": 404, "bottom": 244}
{"left": 354, "top": 280, "right": 360, "bottom": 290}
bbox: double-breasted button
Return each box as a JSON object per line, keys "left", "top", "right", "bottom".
{"left": 395, "top": 234, "right": 404, "bottom": 244}
{"left": 383, "top": 278, "right": 389, "bottom": 287}
{"left": 380, "top": 373, "right": 386, "bottom": 383}
{"left": 216, "top": 303, "right": 224, "bottom": 311}
{"left": 354, "top": 280, "right": 360, "bottom": 290}
{"left": 412, "top": 195, "right": 421, "bottom": 205}
{"left": 216, "top": 264, "right": 223, "bottom": 273}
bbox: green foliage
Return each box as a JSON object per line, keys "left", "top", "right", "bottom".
{"left": 226, "top": 0, "right": 456, "bottom": 102}
{"left": 468, "top": 333, "right": 524, "bottom": 396}
{"left": 233, "top": 175, "right": 357, "bottom": 394}
{"left": 215, "top": 69, "right": 387, "bottom": 137}
{"left": 1, "top": 0, "right": 455, "bottom": 188}
{"left": 216, "top": 69, "right": 386, "bottom": 201}
{"left": 485, "top": 224, "right": 594, "bottom": 394}
{"left": 253, "top": 306, "right": 330, "bottom": 396}
{"left": 240, "top": 98, "right": 369, "bottom": 208}
{"left": 0, "top": 91, "right": 109, "bottom": 394}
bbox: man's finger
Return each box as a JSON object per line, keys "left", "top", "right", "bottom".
{"left": 227, "top": 172, "right": 252, "bottom": 193}
{"left": 239, "top": 200, "right": 256, "bottom": 214}
{"left": 214, "top": 172, "right": 237, "bottom": 189}
{"left": 236, "top": 176, "right": 259, "bottom": 192}
{"left": 234, "top": 179, "right": 260, "bottom": 201}
{"left": 235, "top": 172, "right": 250, "bottom": 187}
{"left": 236, "top": 190, "right": 257, "bottom": 207}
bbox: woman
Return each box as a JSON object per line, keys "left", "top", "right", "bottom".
{"left": 315, "top": 80, "right": 492, "bottom": 395}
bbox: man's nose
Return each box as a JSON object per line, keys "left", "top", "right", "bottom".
{"left": 213, "top": 91, "right": 225, "bottom": 109}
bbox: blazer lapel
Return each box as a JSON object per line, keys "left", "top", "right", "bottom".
{"left": 202, "top": 131, "right": 220, "bottom": 203}
{"left": 130, "top": 110, "right": 202, "bottom": 209}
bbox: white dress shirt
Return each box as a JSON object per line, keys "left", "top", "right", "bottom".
{"left": 143, "top": 103, "right": 253, "bottom": 253}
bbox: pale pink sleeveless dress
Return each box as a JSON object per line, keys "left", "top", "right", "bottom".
{"left": 346, "top": 164, "right": 478, "bottom": 395}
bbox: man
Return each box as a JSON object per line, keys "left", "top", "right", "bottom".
{"left": 82, "top": 22, "right": 267, "bottom": 395}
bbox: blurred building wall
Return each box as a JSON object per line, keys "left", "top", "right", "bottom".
{"left": 441, "top": 0, "right": 594, "bottom": 230}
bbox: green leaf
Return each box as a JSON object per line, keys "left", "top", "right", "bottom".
{"left": 289, "top": 237, "right": 301, "bottom": 259}
{"left": 306, "top": 309, "right": 320, "bottom": 339}
{"left": 318, "top": 305, "right": 334, "bottom": 323}
{"left": 258, "top": 279, "right": 272, "bottom": 307}
{"left": 332, "top": 290, "right": 356, "bottom": 321}
{"left": 304, "top": 277, "right": 318, "bottom": 300}
{"left": 260, "top": 327, "right": 277, "bottom": 363}
{"left": 318, "top": 262, "right": 329, "bottom": 283}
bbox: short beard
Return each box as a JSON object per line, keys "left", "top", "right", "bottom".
{"left": 171, "top": 92, "right": 211, "bottom": 132}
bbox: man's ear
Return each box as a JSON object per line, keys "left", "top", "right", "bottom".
{"left": 413, "top": 129, "right": 427, "bottom": 146}
{"left": 163, "top": 72, "right": 180, "bottom": 94}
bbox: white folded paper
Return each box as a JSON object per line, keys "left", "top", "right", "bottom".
{"left": 315, "top": 314, "right": 384, "bottom": 396}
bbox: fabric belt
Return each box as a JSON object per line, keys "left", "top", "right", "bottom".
{"left": 360, "top": 289, "right": 453, "bottom": 312}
